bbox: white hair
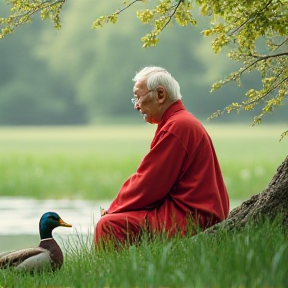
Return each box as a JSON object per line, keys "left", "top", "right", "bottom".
{"left": 133, "top": 66, "right": 182, "bottom": 100}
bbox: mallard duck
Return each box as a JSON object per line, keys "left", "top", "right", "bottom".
{"left": 0, "top": 211, "right": 72, "bottom": 273}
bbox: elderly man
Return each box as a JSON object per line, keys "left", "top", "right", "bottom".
{"left": 94, "top": 66, "right": 229, "bottom": 247}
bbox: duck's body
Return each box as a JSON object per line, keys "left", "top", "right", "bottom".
{"left": 0, "top": 212, "right": 72, "bottom": 272}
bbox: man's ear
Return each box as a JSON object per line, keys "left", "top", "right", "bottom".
{"left": 157, "top": 86, "right": 166, "bottom": 103}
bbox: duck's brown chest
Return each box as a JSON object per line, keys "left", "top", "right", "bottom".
{"left": 39, "top": 238, "right": 63, "bottom": 270}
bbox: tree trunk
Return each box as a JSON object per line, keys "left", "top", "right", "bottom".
{"left": 205, "top": 155, "right": 288, "bottom": 234}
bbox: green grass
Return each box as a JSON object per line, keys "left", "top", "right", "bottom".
{"left": 1, "top": 219, "right": 288, "bottom": 287}
{"left": 0, "top": 124, "right": 287, "bottom": 200}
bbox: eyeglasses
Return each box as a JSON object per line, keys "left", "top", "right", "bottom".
{"left": 131, "top": 89, "right": 155, "bottom": 106}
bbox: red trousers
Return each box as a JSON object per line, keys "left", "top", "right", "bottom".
{"left": 93, "top": 208, "right": 208, "bottom": 248}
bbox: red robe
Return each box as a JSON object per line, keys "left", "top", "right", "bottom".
{"left": 94, "top": 100, "right": 229, "bottom": 246}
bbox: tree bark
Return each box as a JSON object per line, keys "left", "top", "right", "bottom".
{"left": 205, "top": 155, "right": 288, "bottom": 234}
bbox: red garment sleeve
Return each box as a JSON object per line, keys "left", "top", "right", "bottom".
{"left": 107, "top": 131, "right": 187, "bottom": 213}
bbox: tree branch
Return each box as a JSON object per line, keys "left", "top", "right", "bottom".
{"left": 243, "top": 74, "right": 288, "bottom": 108}
{"left": 271, "top": 37, "right": 288, "bottom": 51}
{"left": 158, "top": 1, "right": 183, "bottom": 33}
{"left": 7, "top": 0, "right": 65, "bottom": 19}
{"left": 116, "top": 0, "right": 142, "bottom": 15}
{"left": 251, "top": 52, "right": 288, "bottom": 60}
{"left": 235, "top": 52, "right": 288, "bottom": 78}
{"left": 229, "top": 0, "right": 273, "bottom": 36}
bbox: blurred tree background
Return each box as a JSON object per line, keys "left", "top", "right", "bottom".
{"left": 0, "top": 0, "right": 286, "bottom": 125}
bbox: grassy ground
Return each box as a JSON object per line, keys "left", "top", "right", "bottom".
{"left": 1, "top": 219, "right": 288, "bottom": 287}
{"left": 0, "top": 124, "right": 287, "bottom": 200}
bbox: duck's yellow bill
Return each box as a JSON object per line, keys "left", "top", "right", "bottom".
{"left": 59, "top": 218, "right": 72, "bottom": 227}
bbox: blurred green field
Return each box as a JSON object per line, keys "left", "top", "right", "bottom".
{"left": 0, "top": 124, "right": 287, "bottom": 200}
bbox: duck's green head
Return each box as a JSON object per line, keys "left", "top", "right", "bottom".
{"left": 39, "top": 212, "right": 72, "bottom": 240}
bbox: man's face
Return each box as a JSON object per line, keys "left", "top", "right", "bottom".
{"left": 133, "top": 79, "right": 161, "bottom": 124}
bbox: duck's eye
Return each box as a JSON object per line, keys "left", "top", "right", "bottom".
{"left": 49, "top": 215, "right": 58, "bottom": 221}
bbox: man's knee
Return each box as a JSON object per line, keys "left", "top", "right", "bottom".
{"left": 94, "top": 214, "right": 129, "bottom": 247}
{"left": 94, "top": 212, "right": 147, "bottom": 247}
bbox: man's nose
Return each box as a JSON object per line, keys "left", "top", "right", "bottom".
{"left": 135, "top": 102, "right": 140, "bottom": 110}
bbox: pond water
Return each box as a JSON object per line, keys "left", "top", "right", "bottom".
{"left": 0, "top": 197, "right": 109, "bottom": 235}
{"left": 0, "top": 197, "right": 242, "bottom": 252}
{"left": 0, "top": 197, "right": 110, "bottom": 252}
